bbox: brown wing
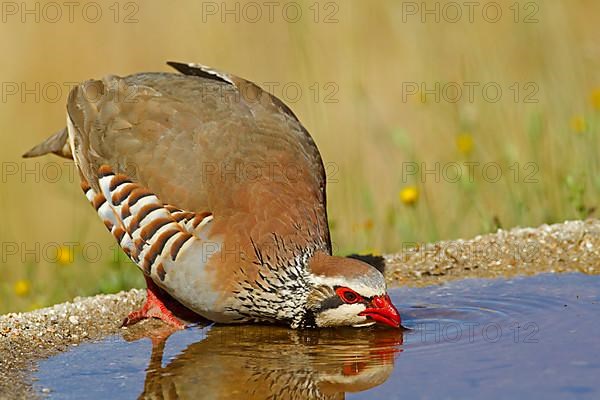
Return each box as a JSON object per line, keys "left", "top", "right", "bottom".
{"left": 66, "top": 63, "right": 331, "bottom": 252}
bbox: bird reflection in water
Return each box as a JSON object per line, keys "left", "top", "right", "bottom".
{"left": 132, "top": 324, "right": 404, "bottom": 399}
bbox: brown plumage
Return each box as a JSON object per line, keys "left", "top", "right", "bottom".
{"left": 24, "top": 61, "right": 401, "bottom": 329}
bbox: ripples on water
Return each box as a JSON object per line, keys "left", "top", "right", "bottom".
{"left": 35, "top": 273, "right": 600, "bottom": 399}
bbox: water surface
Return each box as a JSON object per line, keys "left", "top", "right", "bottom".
{"left": 35, "top": 273, "right": 600, "bottom": 399}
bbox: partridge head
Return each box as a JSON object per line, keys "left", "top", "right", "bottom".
{"left": 23, "top": 61, "right": 401, "bottom": 329}
{"left": 302, "top": 252, "right": 400, "bottom": 328}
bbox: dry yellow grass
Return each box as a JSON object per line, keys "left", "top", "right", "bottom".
{"left": 1, "top": 0, "right": 598, "bottom": 313}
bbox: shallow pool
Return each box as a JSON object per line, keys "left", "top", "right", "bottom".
{"left": 35, "top": 273, "right": 600, "bottom": 399}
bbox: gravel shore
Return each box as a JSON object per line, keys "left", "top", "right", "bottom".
{"left": 385, "top": 219, "right": 600, "bottom": 286}
{"left": 1, "top": 219, "right": 599, "bottom": 398}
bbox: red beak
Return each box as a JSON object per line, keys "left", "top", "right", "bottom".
{"left": 359, "top": 294, "right": 401, "bottom": 328}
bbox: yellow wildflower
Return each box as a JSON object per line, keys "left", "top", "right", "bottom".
{"left": 456, "top": 132, "right": 474, "bottom": 155}
{"left": 14, "top": 280, "right": 31, "bottom": 297}
{"left": 591, "top": 89, "right": 600, "bottom": 110}
{"left": 399, "top": 186, "right": 419, "bottom": 206}
{"left": 57, "top": 245, "right": 74, "bottom": 265}
{"left": 570, "top": 115, "right": 586, "bottom": 133}
{"left": 364, "top": 219, "right": 374, "bottom": 231}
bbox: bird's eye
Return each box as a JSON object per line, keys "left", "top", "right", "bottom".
{"left": 336, "top": 287, "right": 362, "bottom": 304}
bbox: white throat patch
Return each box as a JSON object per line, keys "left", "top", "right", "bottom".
{"left": 315, "top": 303, "right": 368, "bottom": 327}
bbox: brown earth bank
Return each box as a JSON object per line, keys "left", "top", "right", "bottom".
{"left": 1, "top": 219, "right": 599, "bottom": 398}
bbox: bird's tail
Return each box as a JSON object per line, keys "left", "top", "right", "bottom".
{"left": 22, "top": 127, "right": 72, "bottom": 159}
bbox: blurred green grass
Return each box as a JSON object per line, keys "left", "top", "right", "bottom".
{"left": 1, "top": 0, "right": 599, "bottom": 313}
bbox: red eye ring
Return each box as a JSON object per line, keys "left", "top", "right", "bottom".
{"left": 336, "top": 287, "right": 362, "bottom": 304}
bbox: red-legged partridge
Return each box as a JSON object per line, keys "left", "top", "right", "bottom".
{"left": 24, "top": 62, "right": 401, "bottom": 329}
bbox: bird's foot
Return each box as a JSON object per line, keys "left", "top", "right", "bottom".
{"left": 122, "top": 286, "right": 186, "bottom": 329}
{"left": 122, "top": 278, "right": 187, "bottom": 329}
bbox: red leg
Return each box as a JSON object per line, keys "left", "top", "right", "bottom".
{"left": 123, "top": 277, "right": 191, "bottom": 329}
